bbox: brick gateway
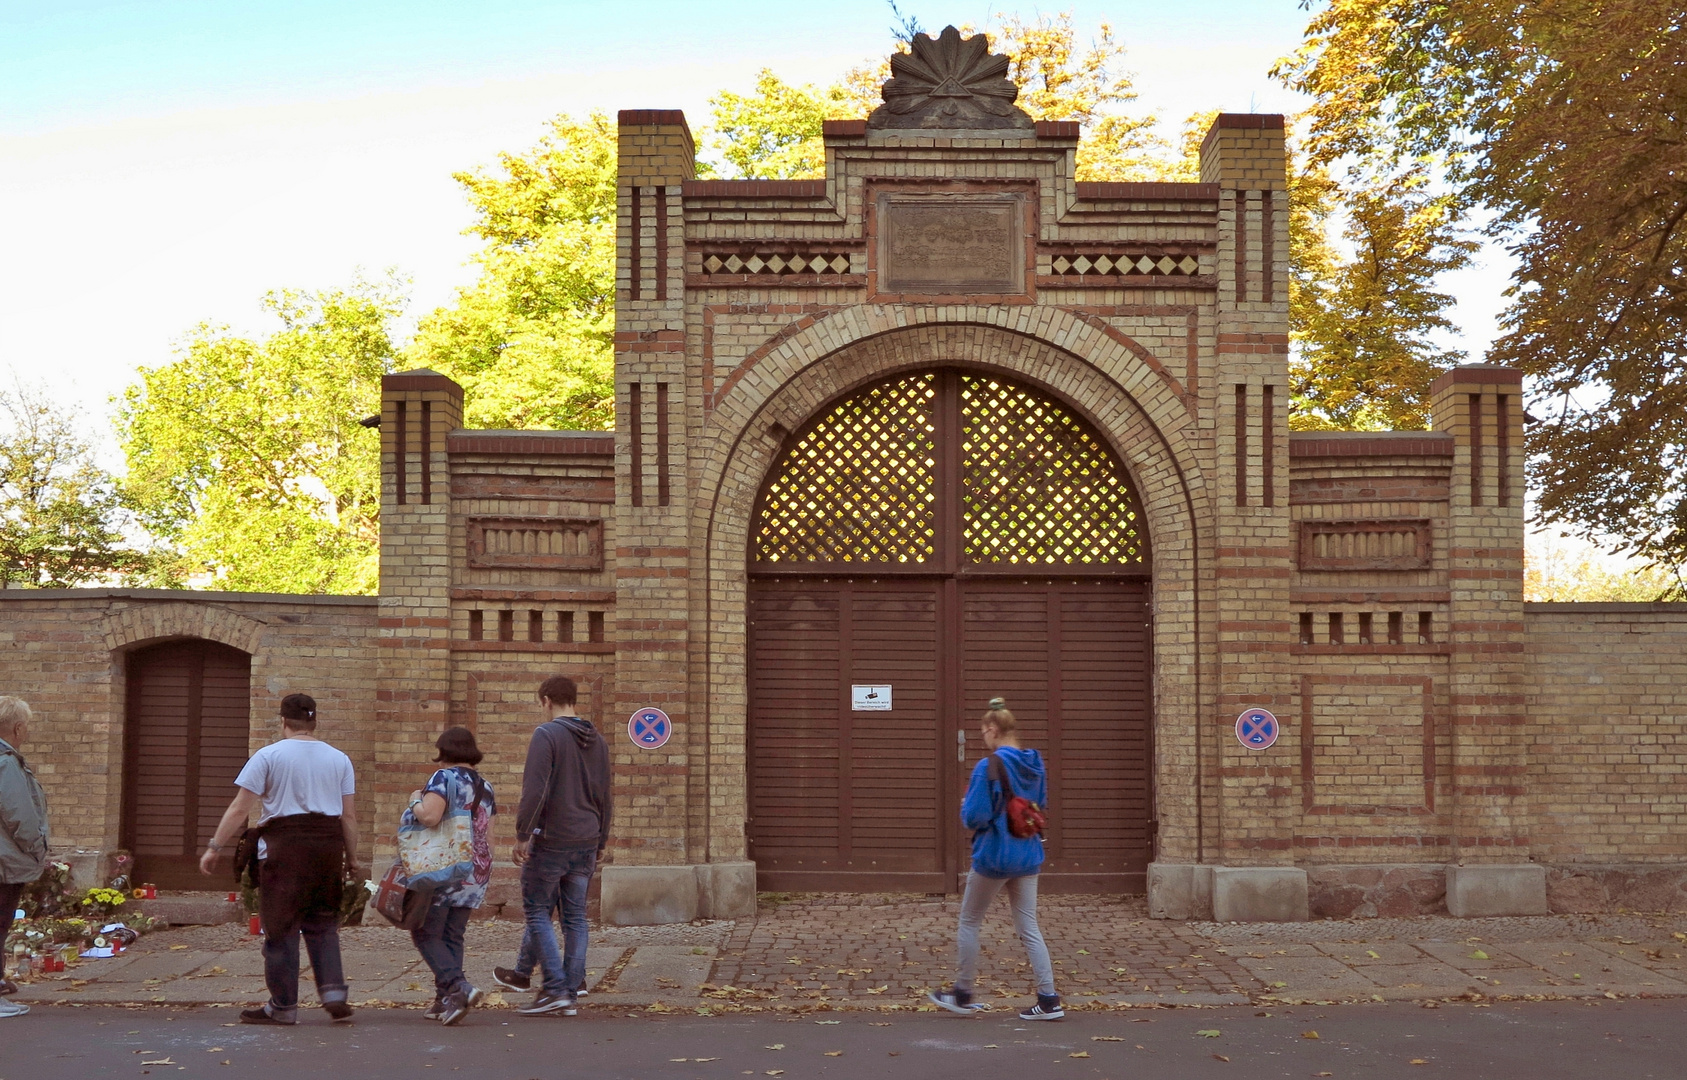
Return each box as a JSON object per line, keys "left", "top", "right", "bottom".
{"left": 3, "top": 30, "right": 1686, "bottom": 922}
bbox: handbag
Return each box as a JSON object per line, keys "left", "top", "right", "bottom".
{"left": 371, "top": 857, "right": 435, "bottom": 930}
{"left": 987, "top": 753, "right": 1048, "bottom": 839}
{"left": 231, "top": 825, "right": 264, "bottom": 887}
{"left": 396, "top": 780, "right": 476, "bottom": 890}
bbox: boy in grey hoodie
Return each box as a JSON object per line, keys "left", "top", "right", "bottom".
{"left": 505, "top": 676, "right": 612, "bottom": 1015}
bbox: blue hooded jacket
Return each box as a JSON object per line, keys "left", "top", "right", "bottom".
{"left": 961, "top": 745, "right": 1047, "bottom": 878}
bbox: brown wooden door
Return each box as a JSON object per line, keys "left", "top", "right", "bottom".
{"left": 958, "top": 579, "right": 1151, "bottom": 891}
{"left": 748, "top": 578, "right": 948, "bottom": 891}
{"left": 123, "top": 640, "right": 252, "bottom": 889}
{"left": 748, "top": 368, "right": 1152, "bottom": 894}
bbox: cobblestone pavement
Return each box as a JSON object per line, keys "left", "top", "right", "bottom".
{"left": 11, "top": 894, "right": 1687, "bottom": 1012}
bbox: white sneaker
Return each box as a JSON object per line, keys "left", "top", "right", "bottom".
{"left": 0, "top": 998, "right": 29, "bottom": 1019}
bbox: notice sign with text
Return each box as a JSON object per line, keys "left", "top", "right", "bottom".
{"left": 851, "top": 685, "right": 892, "bottom": 711}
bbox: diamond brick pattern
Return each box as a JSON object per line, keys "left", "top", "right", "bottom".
{"left": 701, "top": 250, "right": 853, "bottom": 276}
{"left": 1046, "top": 251, "right": 1201, "bottom": 277}
{"left": 754, "top": 372, "right": 939, "bottom": 563}
{"left": 960, "top": 375, "right": 1144, "bottom": 565}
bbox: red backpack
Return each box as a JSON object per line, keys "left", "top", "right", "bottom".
{"left": 987, "top": 753, "right": 1048, "bottom": 839}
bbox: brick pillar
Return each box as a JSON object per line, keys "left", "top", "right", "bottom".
{"left": 610, "top": 111, "right": 695, "bottom": 885}
{"left": 372, "top": 369, "right": 463, "bottom": 861}
{"left": 1428, "top": 365, "right": 1542, "bottom": 913}
{"left": 1195, "top": 114, "right": 1303, "bottom": 917}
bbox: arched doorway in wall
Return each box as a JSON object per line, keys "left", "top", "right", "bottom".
{"left": 122, "top": 640, "right": 253, "bottom": 889}
{"left": 747, "top": 368, "right": 1152, "bottom": 893}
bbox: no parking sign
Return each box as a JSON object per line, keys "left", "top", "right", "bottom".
{"left": 1234, "top": 707, "right": 1279, "bottom": 751}
{"left": 628, "top": 707, "right": 672, "bottom": 749}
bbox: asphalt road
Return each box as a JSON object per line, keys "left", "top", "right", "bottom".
{"left": 4, "top": 999, "right": 1683, "bottom": 1080}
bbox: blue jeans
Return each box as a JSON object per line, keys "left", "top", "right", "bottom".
{"left": 411, "top": 901, "right": 474, "bottom": 997}
{"left": 520, "top": 844, "right": 596, "bottom": 996}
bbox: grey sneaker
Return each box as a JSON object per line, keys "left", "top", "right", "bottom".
{"left": 0, "top": 998, "right": 29, "bottom": 1019}
{"left": 927, "top": 987, "right": 987, "bottom": 1015}
{"left": 517, "top": 990, "right": 574, "bottom": 1016}
{"left": 438, "top": 990, "right": 470, "bottom": 1026}
{"left": 422, "top": 997, "right": 446, "bottom": 1021}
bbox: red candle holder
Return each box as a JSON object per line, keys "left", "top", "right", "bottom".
{"left": 226, "top": 892, "right": 238, "bottom": 903}
{"left": 248, "top": 914, "right": 262, "bottom": 936}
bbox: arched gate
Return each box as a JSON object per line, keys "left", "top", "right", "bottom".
{"left": 747, "top": 368, "right": 1152, "bottom": 892}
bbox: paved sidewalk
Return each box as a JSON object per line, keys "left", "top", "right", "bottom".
{"left": 10, "top": 893, "right": 1686, "bottom": 1012}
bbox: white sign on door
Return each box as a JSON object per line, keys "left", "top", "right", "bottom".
{"left": 851, "top": 684, "right": 892, "bottom": 711}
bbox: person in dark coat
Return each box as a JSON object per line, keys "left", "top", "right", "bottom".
{"left": 0, "top": 696, "right": 48, "bottom": 1019}
{"left": 507, "top": 676, "right": 611, "bottom": 1016}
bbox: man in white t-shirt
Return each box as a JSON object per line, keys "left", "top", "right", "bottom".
{"left": 201, "top": 693, "right": 360, "bottom": 1026}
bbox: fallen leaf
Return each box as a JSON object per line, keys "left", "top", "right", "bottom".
{"left": 823, "top": 1051, "right": 843, "bottom": 1057}
{"left": 1302, "top": 1030, "right": 1320, "bottom": 1040}
{"left": 888, "top": 1052, "right": 901, "bottom": 1057}
{"left": 1136, "top": 1045, "right": 1145, "bottom": 1050}
{"left": 1470, "top": 950, "right": 1490, "bottom": 960}
{"left": 1272, "top": 982, "right": 1288, "bottom": 989}
{"left": 141, "top": 1059, "right": 176, "bottom": 1067}
{"left": 868, "top": 1022, "right": 892, "bottom": 1027}
{"left": 1092, "top": 1036, "right": 1126, "bottom": 1042}
{"left": 221, "top": 1062, "right": 231, "bottom": 1067}
{"left": 1367, "top": 950, "right": 1381, "bottom": 959}
{"left": 984, "top": 1044, "right": 998, "bottom": 1048}
{"left": 814, "top": 1019, "right": 841, "bottom": 1025}
{"left": 1077, "top": 949, "right": 1090, "bottom": 955}
{"left": 1070, "top": 1051, "right": 1091, "bottom": 1059}
{"left": 765, "top": 1044, "right": 784, "bottom": 1050}
{"left": 1196, "top": 1029, "right": 1221, "bottom": 1038}
{"left": 169, "top": 945, "right": 188, "bottom": 951}
{"left": 766, "top": 1072, "right": 785, "bottom": 1077}
{"left": 1411, "top": 1059, "right": 1429, "bottom": 1065}
{"left": 1213, "top": 1054, "right": 1230, "bottom": 1062}
{"left": 1316, "top": 1073, "right": 1333, "bottom": 1077}
{"left": 670, "top": 1059, "right": 689, "bottom": 1063}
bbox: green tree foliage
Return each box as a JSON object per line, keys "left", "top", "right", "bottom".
{"left": 406, "top": 112, "right": 617, "bottom": 431}
{"left": 1289, "top": 166, "right": 1477, "bottom": 430}
{"left": 707, "top": 71, "right": 858, "bottom": 180}
{"left": 1277, "top": 0, "right": 1687, "bottom": 579}
{"left": 118, "top": 283, "right": 395, "bottom": 594}
{"left": 0, "top": 384, "right": 144, "bottom": 587}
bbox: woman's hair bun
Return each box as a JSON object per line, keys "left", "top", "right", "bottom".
{"left": 987, "top": 696, "right": 1008, "bottom": 711}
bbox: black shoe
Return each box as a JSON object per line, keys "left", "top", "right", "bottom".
{"left": 422, "top": 997, "right": 445, "bottom": 1021}
{"left": 438, "top": 990, "right": 470, "bottom": 1026}
{"left": 517, "top": 990, "right": 575, "bottom": 1016}
{"left": 1019, "top": 994, "right": 1064, "bottom": 1021}
{"left": 240, "top": 1005, "right": 296, "bottom": 1026}
{"left": 493, "top": 967, "right": 531, "bottom": 992}
{"left": 323, "top": 999, "right": 354, "bottom": 1023}
{"left": 0, "top": 979, "right": 18, "bottom": 997}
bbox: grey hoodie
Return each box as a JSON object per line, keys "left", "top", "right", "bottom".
{"left": 515, "top": 717, "right": 612, "bottom": 851}
{"left": 0, "top": 737, "right": 48, "bottom": 884}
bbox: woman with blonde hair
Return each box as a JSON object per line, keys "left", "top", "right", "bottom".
{"left": 929, "top": 697, "right": 1062, "bottom": 1020}
{"left": 0, "top": 696, "right": 48, "bottom": 1019}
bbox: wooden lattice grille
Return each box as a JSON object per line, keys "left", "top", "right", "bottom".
{"left": 960, "top": 375, "right": 1144, "bottom": 565}
{"left": 755, "top": 373, "right": 938, "bottom": 563}
{"left": 754, "top": 369, "right": 1144, "bottom": 568}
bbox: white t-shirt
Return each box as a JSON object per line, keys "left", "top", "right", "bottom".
{"left": 235, "top": 738, "right": 356, "bottom": 856}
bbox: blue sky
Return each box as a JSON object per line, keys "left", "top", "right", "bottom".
{"left": 1, "top": 0, "right": 1514, "bottom": 444}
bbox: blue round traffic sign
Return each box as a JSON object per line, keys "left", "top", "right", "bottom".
{"left": 1235, "top": 708, "right": 1279, "bottom": 750}
{"left": 628, "top": 707, "right": 672, "bottom": 749}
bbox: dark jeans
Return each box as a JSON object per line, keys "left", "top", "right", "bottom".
{"left": 0, "top": 881, "right": 22, "bottom": 981}
{"left": 520, "top": 844, "right": 596, "bottom": 996}
{"left": 411, "top": 902, "right": 473, "bottom": 998}
{"left": 257, "top": 819, "right": 348, "bottom": 1018}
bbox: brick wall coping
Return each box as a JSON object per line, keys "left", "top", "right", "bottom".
{"left": 1288, "top": 431, "right": 1455, "bottom": 458}
{"left": 1076, "top": 181, "right": 1219, "bottom": 201}
{"left": 681, "top": 180, "right": 829, "bottom": 199}
{"left": 446, "top": 429, "right": 614, "bottom": 456}
{"left": 0, "top": 587, "right": 376, "bottom": 605}
{"left": 1430, "top": 364, "right": 1523, "bottom": 393}
{"left": 1525, "top": 602, "right": 1687, "bottom": 614}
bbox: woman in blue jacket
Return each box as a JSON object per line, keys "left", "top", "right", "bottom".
{"left": 929, "top": 698, "right": 1062, "bottom": 1020}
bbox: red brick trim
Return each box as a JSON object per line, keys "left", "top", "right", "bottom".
{"left": 450, "top": 588, "right": 616, "bottom": 603}
{"left": 1429, "top": 364, "right": 1523, "bottom": 393}
{"left": 383, "top": 370, "right": 462, "bottom": 398}
{"left": 1288, "top": 432, "right": 1455, "bottom": 458}
{"left": 1076, "top": 181, "right": 1220, "bottom": 201}
{"left": 447, "top": 432, "right": 613, "bottom": 456}
{"left": 1199, "top": 113, "right": 1286, "bottom": 154}
{"left": 448, "top": 641, "right": 614, "bottom": 654}
{"left": 822, "top": 119, "right": 867, "bottom": 137}
{"left": 680, "top": 179, "right": 828, "bottom": 198}
{"left": 1035, "top": 120, "right": 1080, "bottom": 139}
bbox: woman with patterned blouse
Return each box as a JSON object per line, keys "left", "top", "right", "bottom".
{"left": 405, "top": 727, "right": 496, "bottom": 1025}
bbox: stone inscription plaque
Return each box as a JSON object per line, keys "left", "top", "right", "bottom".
{"left": 879, "top": 196, "right": 1023, "bottom": 294}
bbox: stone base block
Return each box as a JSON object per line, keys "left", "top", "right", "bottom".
{"left": 1147, "top": 862, "right": 1214, "bottom": 920}
{"left": 697, "top": 860, "right": 756, "bottom": 919}
{"left": 1212, "top": 866, "right": 1309, "bottom": 923}
{"left": 601, "top": 861, "right": 758, "bottom": 925}
{"left": 1545, "top": 864, "right": 1687, "bottom": 913}
{"left": 132, "top": 894, "right": 243, "bottom": 926}
{"left": 1307, "top": 864, "right": 1447, "bottom": 919}
{"left": 1445, "top": 863, "right": 1547, "bottom": 917}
